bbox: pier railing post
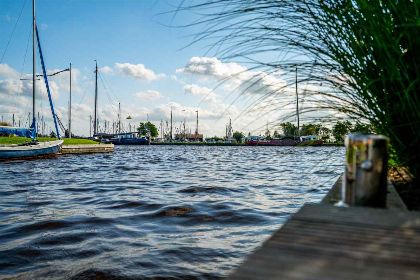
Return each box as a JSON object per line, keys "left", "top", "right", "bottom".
{"left": 341, "top": 134, "right": 389, "bottom": 207}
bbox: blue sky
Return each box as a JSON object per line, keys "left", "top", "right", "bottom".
{"left": 0, "top": 0, "right": 299, "bottom": 137}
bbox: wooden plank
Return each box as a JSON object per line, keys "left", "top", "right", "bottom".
{"left": 321, "top": 175, "right": 342, "bottom": 204}
{"left": 321, "top": 175, "right": 407, "bottom": 210}
{"left": 60, "top": 144, "right": 114, "bottom": 154}
{"left": 229, "top": 204, "right": 420, "bottom": 280}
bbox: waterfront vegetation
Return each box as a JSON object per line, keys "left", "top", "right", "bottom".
{"left": 183, "top": 0, "right": 419, "bottom": 182}
{"left": 0, "top": 136, "right": 98, "bottom": 145}
{"left": 137, "top": 121, "right": 159, "bottom": 138}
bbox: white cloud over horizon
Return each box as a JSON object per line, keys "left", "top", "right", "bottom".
{"left": 115, "top": 62, "right": 164, "bottom": 81}
{"left": 183, "top": 84, "right": 217, "bottom": 103}
{"left": 134, "top": 90, "right": 161, "bottom": 100}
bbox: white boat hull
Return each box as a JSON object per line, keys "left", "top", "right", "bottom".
{"left": 0, "top": 140, "right": 63, "bottom": 160}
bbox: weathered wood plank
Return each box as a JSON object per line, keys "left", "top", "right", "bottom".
{"left": 60, "top": 144, "right": 114, "bottom": 154}
{"left": 229, "top": 204, "right": 420, "bottom": 280}
{"left": 321, "top": 175, "right": 407, "bottom": 210}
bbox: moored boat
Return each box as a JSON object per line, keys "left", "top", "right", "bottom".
{"left": 0, "top": 0, "right": 63, "bottom": 160}
{"left": 245, "top": 136, "right": 300, "bottom": 146}
{"left": 109, "top": 132, "right": 150, "bottom": 145}
{"left": 0, "top": 140, "right": 63, "bottom": 160}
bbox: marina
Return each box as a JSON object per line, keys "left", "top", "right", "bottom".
{"left": 0, "top": 0, "right": 418, "bottom": 280}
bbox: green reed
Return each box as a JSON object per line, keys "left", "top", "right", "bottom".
{"left": 181, "top": 0, "right": 420, "bottom": 180}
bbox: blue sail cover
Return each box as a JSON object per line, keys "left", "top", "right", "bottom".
{"left": 0, "top": 119, "right": 36, "bottom": 139}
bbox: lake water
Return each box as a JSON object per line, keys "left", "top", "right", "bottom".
{"left": 0, "top": 145, "right": 344, "bottom": 279}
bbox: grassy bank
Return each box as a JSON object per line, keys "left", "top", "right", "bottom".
{"left": 0, "top": 137, "right": 98, "bottom": 145}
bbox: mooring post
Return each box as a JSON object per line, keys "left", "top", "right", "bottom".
{"left": 341, "top": 134, "right": 389, "bottom": 207}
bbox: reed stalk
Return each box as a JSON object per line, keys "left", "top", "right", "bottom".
{"left": 181, "top": 0, "right": 420, "bottom": 181}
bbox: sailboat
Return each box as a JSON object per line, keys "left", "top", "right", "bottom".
{"left": 0, "top": 0, "right": 63, "bottom": 159}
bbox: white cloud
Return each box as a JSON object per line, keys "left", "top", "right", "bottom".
{"left": 99, "top": 66, "right": 113, "bottom": 74}
{"left": 183, "top": 84, "right": 217, "bottom": 102}
{"left": 134, "top": 90, "right": 161, "bottom": 100}
{"left": 177, "top": 56, "right": 246, "bottom": 79}
{"left": 115, "top": 63, "right": 164, "bottom": 81}
{"left": 177, "top": 56, "right": 287, "bottom": 97}
{"left": 0, "top": 64, "right": 19, "bottom": 79}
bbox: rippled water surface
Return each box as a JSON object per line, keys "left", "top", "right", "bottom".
{"left": 0, "top": 145, "right": 344, "bottom": 279}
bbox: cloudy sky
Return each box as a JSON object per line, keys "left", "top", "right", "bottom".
{"left": 0, "top": 0, "right": 300, "bottom": 137}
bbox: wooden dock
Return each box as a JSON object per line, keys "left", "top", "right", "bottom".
{"left": 60, "top": 144, "right": 114, "bottom": 154}
{"left": 228, "top": 203, "right": 420, "bottom": 280}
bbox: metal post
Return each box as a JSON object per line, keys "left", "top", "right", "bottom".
{"left": 170, "top": 107, "right": 173, "bottom": 141}
{"left": 341, "top": 134, "right": 389, "bottom": 207}
{"left": 296, "top": 66, "right": 300, "bottom": 138}
{"left": 89, "top": 115, "right": 92, "bottom": 137}
{"left": 93, "top": 61, "right": 98, "bottom": 136}
{"left": 195, "top": 110, "right": 199, "bottom": 135}
{"left": 118, "top": 102, "right": 121, "bottom": 134}
{"left": 69, "top": 63, "right": 72, "bottom": 138}
{"left": 32, "top": 0, "right": 36, "bottom": 135}
{"left": 161, "top": 119, "right": 163, "bottom": 140}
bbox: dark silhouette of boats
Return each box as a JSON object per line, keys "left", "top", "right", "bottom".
{"left": 108, "top": 132, "right": 150, "bottom": 145}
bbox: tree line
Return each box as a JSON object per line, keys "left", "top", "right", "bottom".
{"left": 230, "top": 121, "right": 372, "bottom": 143}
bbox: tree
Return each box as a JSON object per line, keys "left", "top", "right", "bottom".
{"left": 137, "top": 121, "right": 158, "bottom": 138}
{"left": 233, "top": 131, "right": 245, "bottom": 143}
{"left": 351, "top": 122, "right": 373, "bottom": 134}
{"left": 280, "top": 122, "right": 298, "bottom": 137}
{"left": 332, "top": 121, "right": 352, "bottom": 143}
{"left": 319, "top": 126, "right": 332, "bottom": 142}
{"left": 50, "top": 131, "right": 56, "bottom": 138}
{"left": 0, "top": 122, "right": 10, "bottom": 126}
{"left": 273, "top": 130, "right": 281, "bottom": 138}
{"left": 300, "top": 124, "right": 322, "bottom": 136}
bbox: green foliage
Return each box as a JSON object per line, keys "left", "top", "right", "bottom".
{"left": 0, "top": 122, "right": 11, "bottom": 126}
{"left": 351, "top": 122, "right": 373, "bottom": 134}
{"left": 0, "top": 136, "right": 28, "bottom": 145}
{"left": 186, "top": 0, "right": 420, "bottom": 179}
{"left": 137, "top": 121, "right": 158, "bottom": 138}
{"left": 232, "top": 131, "right": 245, "bottom": 143}
{"left": 319, "top": 127, "right": 332, "bottom": 142}
{"left": 300, "top": 124, "right": 321, "bottom": 136}
{"left": 280, "top": 122, "right": 298, "bottom": 137}
{"left": 273, "top": 130, "right": 281, "bottom": 138}
{"left": 206, "top": 136, "right": 224, "bottom": 142}
{"left": 332, "top": 121, "right": 352, "bottom": 143}
{"left": 50, "top": 131, "right": 56, "bottom": 138}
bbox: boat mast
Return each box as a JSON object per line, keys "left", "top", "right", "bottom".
{"left": 296, "top": 66, "right": 300, "bottom": 138}
{"left": 32, "top": 0, "right": 36, "bottom": 135}
{"left": 195, "top": 110, "right": 199, "bottom": 135}
{"left": 118, "top": 102, "right": 121, "bottom": 134}
{"left": 170, "top": 107, "right": 173, "bottom": 141}
{"left": 69, "top": 63, "right": 72, "bottom": 138}
{"left": 94, "top": 60, "right": 98, "bottom": 136}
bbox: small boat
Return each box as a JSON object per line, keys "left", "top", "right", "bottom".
{"left": 109, "top": 133, "right": 150, "bottom": 145}
{"left": 0, "top": 0, "right": 62, "bottom": 160}
{"left": 0, "top": 140, "right": 63, "bottom": 160}
{"left": 245, "top": 136, "right": 300, "bottom": 146}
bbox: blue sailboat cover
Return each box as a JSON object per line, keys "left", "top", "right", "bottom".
{"left": 0, "top": 119, "right": 36, "bottom": 139}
